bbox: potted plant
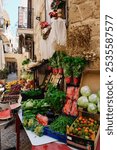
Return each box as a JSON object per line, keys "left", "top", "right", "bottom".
{"left": 72, "top": 65, "right": 81, "bottom": 85}
{"left": 51, "top": 57, "right": 58, "bottom": 75}
{"left": 63, "top": 56, "right": 73, "bottom": 84}
{"left": 48, "top": 58, "right": 52, "bottom": 71}
{"left": 57, "top": 51, "right": 66, "bottom": 74}
{"left": 0, "top": 68, "right": 9, "bottom": 84}
{"left": 51, "top": 0, "right": 65, "bottom": 11}
{"left": 72, "top": 57, "right": 87, "bottom": 85}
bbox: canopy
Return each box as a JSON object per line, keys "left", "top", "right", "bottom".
{"left": 0, "top": 40, "right": 5, "bottom": 70}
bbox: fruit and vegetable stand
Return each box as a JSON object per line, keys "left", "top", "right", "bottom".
{"left": 0, "top": 52, "right": 100, "bottom": 150}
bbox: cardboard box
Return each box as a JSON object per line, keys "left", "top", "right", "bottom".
{"left": 67, "top": 111, "right": 100, "bottom": 150}
{"left": 78, "top": 69, "right": 100, "bottom": 118}
{"left": 80, "top": 69, "right": 100, "bottom": 93}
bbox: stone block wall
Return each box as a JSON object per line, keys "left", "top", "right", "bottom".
{"left": 68, "top": 0, "right": 100, "bottom": 68}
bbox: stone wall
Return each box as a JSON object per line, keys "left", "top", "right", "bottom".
{"left": 68, "top": 0, "right": 100, "bottom": 68}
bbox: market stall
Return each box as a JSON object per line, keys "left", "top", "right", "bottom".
{"left": 0, "top": 49, "right": 100, "bottom": 150}
{"left": 0, "top": 0, "right": 100, "bottom": 149}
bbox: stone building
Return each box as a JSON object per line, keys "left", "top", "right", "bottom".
{"left": 17, "top": 0, "right": 100, "bottom": 78}
{"left": 33, "top": 0, "right": 100, "bottom": 68}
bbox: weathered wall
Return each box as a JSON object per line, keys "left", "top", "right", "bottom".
{"left": 33, "top": 0, "right": 45, "bottom": 61}
{"left": 33, "top": 0, "right": 100, "bottom": 68}
{"left": 68, "top": 0, "right": 100, "bottom": 68}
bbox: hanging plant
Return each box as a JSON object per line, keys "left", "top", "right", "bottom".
{"left": 40, "top": 21, "right": 51, "bottom": 40}
{"left": 51, "top": 0, "right": 65, "bottom": 10}
{"left": 49, "top": 11, "right": 58, "bottom": 18}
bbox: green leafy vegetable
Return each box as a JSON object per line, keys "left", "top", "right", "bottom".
{"left": 49, "top": 115, "right": 74, "bottom": 134}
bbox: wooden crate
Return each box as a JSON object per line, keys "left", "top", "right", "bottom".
{"left": 67, "top": 111, "right": 100, "bottom": 150}
{"left": 80, "top": 69, "right": 100, "bottom": 93}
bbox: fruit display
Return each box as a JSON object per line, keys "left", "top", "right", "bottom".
{"left": 21, "top": 80, "right": 34, "bottom": 91}
{"left": 67, "top": 116, "right": 99, "bottom": 141}
{"left": 5, "top": 80, "right": 19, "bottom": 90}
{"left": 77, "top": 86, "right": 100, "bottom": 114}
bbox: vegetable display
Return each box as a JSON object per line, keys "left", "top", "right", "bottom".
{"left": 67, "top": 116, "right": 99, "bottom": 141}
{"left": 23, "top": 117, "right": 44, "bottom": 136}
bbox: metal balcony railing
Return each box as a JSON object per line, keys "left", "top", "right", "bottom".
{"left": 18, "top": 7, "right": 34, "bottom": 29}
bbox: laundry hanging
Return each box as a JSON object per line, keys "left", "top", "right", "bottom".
{"left": 40, "top": 18, "right": 66, "bottom": 60}
{"left": 40, "top": 35, "right": 55, "bottom": 60}
{"left": 49, "top": 18, "right": 66, "bottom": 46}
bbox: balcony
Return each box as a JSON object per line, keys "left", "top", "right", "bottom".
{"left": 18, "top": 7, "right": 34, "bottom": 34}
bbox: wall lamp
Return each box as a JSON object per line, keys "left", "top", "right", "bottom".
{"left": 36, "top": 16, "right": 41, "bottom": 21}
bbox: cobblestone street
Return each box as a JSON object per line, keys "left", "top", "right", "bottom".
{"left": 1, "top": 73, "right": 31, "bottom": 150}
{"left": 1, "top": 120, "right": 31, "bottom": 150}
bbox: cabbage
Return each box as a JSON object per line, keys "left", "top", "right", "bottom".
{"left": 89, "top": 94, "right": 98, "bottom": 104}
{"left": 97, "top": 101, "right": 100, "bottom": 112}
{"left": 25, "top": 100, "right": 34, "bottom": 109}
{"left": 87, "top": 103, "right": 97, "bottom": 114}
{"left": 80, "top": 86, "right": 91, "bottom": 96}
{"left": 77, "top": 96, "right": 89, "bottom": 108}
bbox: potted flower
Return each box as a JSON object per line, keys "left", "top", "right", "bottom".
{"left": 51, "top": 0, "right": 65, "bottom": 11}
{"left": 40, "top": 21, "right": 51, "bottom": 40}
{"left": 49, "top": 11, "right": 58, "bottom": 19}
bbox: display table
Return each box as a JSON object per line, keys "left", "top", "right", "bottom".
{"left": 16, "top": 109, "right": 100, "bottom": 150}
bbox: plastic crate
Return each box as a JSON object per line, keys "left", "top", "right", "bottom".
{"left": 44, "top": 127, "right": 67, "bottom": 143}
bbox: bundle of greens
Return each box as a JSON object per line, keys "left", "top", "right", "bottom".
{"left": 45, "top": 84, "right": 66, "bottom": 113}
{"left": 49, "top": 115, "right": 75, "bottom": 134}
{"left": 22, "top": 99, "right": 50, "bottom": 116}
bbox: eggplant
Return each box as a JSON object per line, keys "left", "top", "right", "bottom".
{"left": 46, "top": 111, "right": 54, "bottom": 117}
{"left": 48, "top": 118, "right": 55, "bottom": 124}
